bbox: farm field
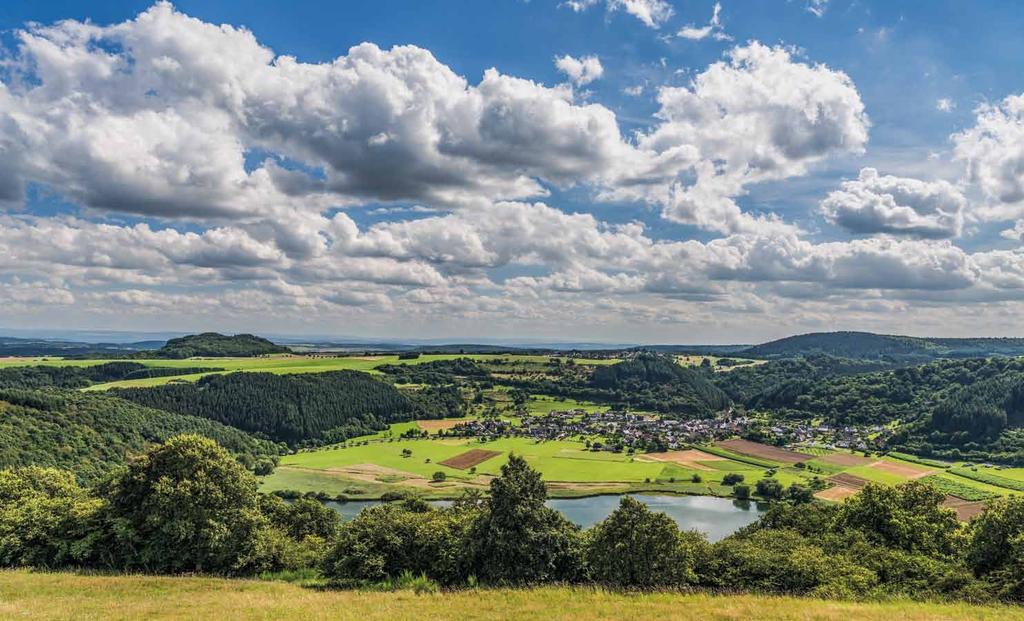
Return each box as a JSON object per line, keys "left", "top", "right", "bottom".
{"left": 3, "top": 571, "right": 1023, "bottom": 621}
{"left": 0, "top": 353, "right": 623, "bottom": 390}
{"left": 263, "top": 429, "right": 1013, "bottom": 506}
{"left": 263, "top": 434, "right": 847, "bottom": 500}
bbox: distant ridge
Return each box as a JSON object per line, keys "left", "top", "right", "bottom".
{"left": 151, "top": 333, "right": 291, "bottom": 358}
{"left": 743, "top": 331, "right": 1024, "bottom": 361}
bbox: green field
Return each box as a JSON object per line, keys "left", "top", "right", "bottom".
{"left": 3, "top": 571, "right": 1022, "bottom": 621}
{"left": 263, "top": 433, "right": 820, "bottom": 500}
{"left": 0, "top": 353, "right": 622, "bottom": 390}
{"left": 260, "top": 426, "right": 1017, "bottom": 502}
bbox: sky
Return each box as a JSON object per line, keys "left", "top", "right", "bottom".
{"left": 0, "top": 0, "right": 1023, "bottom": 344}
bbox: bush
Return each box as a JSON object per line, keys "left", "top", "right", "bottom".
{"left": 755, "top": 478, "right": 784, "bottom": 500}
{"left": 585, "top": 496, "right": 708, "bottom": 588}
{"left": 702, "top": 529, "right": 877, "bottom": 598}
{"left": 100, "top": 434, "right": 266, "bottom": 574}
{"left": 0, "top": 467, "right": 102, "bottom": 568}
{"left": 323, "top": 500, "right": 475, "bottom": 587}
{"left": 463, "top": 455, "right": 583, "bottom": 585}
{"left": 722, "top": 473, "right": 745, "bottom": 486}
{"left": 432, "top": 471, "right": 446, "bottom": 482}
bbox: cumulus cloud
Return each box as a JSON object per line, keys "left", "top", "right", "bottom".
{"left": 677, "top": 2, "right": 730, "bottom": 41}
{"left": 819, "top": 168, "right": 967, "bottom": 238}
{"left": 555, "top": 55, "right": 604, "bottom": 86}
{"left": 1, "top": 3, "right": 1021, "bottom": 338}
{"left": 0, "top": 3, "right": 644, "bottom": 219}
{"left": 953, "top": 95, "right": 1024, "bottom": 220}
{"left": 936, "top": 98, "right": 955, "bottom": 112}
{"left": 611, "top": 43, "right": 868, "bottom": 232}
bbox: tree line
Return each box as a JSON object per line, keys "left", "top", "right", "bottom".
{"left": 114, "top": 371, "right": 464, "bottom": 446}
{"left": 6, "top": 434, "right": 1024, "bottom": 602}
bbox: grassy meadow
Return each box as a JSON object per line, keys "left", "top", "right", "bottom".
{"left": 0, "top": 353, "right": 620, "bottom": 390}
{"left": 2, "top": 571, "right": 1022, "bottom": 621}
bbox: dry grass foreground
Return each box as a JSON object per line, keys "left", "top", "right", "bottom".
{"left": 2, "top": 571, "right": 1023, "bottom": 621}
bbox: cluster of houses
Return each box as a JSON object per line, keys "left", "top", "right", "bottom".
{"left": 441, "top": 408, "right": 886, "bottom": 453}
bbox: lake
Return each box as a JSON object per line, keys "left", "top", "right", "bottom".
{"left": 321, "top": 494, "right": 766, "bottom": 542}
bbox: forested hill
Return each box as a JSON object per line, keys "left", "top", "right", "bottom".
{"left": 718, "top": 355, "right": 1024, "bottom": 463}
{"left": 742, "top": 331, "right": 1024, "bottom": 361}
{"left": 588, "top": 354, "right": 730, "bottom": 416}
{"left": 0, "top": 389, "right": 280, "bottom": 482}
{"left": 150, "top": 332, "right": 291, "bottom": 358}
{"left": 113, "top": 371, "right": 462, "bottom": 445}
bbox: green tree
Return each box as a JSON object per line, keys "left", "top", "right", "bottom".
{"left": 835, "top": 481, "right": 960, "bottom": 556}
{"left": 585, "top": 496, "right": 708, "bottom": 587}
{"left": 323, "top": 501, "right": 474, "bottom": 586}
{"left": 102, "top": 435, "right": 265, "bottom": 574}
{"left": 734, "top": 484, "right": 751, "bottom": 500}
{"left": 465, "top": 455, "right": 582, "bottom": 585}
{"left": 755, "top": 478, "right": 784, "bottom": 500}
{"left": 786, "top": 484, "right": 814, "bottom": 504}
{"left": 0, "top": 467, "right": 101, "bottom": 568}
{"left": 966, "top": 496, "right": 1024, "bottom": 598}
{"left": 722, "top": 473, "right": 745, "bottom": 486}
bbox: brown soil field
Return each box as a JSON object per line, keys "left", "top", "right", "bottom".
{"left": 417, "top": 419, "right": 474, "bottom": 432}
{"left": 942, "top": 497, "right": 989, "bottom": 521}
{"left": 868, "top": 460, "right": 935, "bottom": 479}
{"left": 643, "top": 449, "right": 725, "bottom": 471}
{"left": 828, "top": 473, "right": 870, "bottom": 489}
{"left": 439, "top": 449, "right": 503, "bottom": 470}
{"left": 815, "top": 485, "right": 859, "bottom": 501}
{"left": 818, "top": 453, "right": 874, "bottom": 467}
{"left": 717, "top": 439, "right": 811, "bottom": 464}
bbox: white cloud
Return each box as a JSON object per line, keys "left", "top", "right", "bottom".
{"left": 561, "top": 0, "right": 673, "bottom": 28}
{"left": 607, "top": 0, "right": 674, "bottom": 28}
{"left": 677, "top": 2, "right": 730, "bottom": 41}
{"left": 819, "top": 168, "right": 967, "bottom": 238}
{"left": 953, "top": 95, "right": 1024, "bottom": 220}
{"left": 1001, "top": 220, "right": 1024, "bottom": 241}
{"left": 612, "top": 43, "right": 869, "bottom": 232}
{"left": 936, "top": 98, "right": 955, "bottom": 112}
{"left": 622, "top": 84, "right": 645, "bottom": 96}
{"left": 2, "top": 4, "right": 1021, "bottom": 339}
{"left": 554, "top": 54, "right": 604, "bottom": 86}
{"left": 807, "top": 0, "right": 829, "bottom": 17}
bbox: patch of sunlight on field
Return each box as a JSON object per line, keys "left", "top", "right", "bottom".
{"left": 3, "top": 571, "right": 1022, "bottom": 621}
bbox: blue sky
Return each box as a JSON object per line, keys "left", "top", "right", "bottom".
{"left": 0, "top": 1, "right": 1023, "bottom": 343}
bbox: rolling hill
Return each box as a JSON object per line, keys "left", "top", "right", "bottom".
{"left": 741, "top": 331, "right": 1024, "bottom": 361}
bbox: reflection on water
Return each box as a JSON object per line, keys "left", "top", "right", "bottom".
{"left": 322, "top": 495, "right": 763, "bottom": 541}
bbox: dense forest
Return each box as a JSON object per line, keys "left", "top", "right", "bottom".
{"left": 114, "top": 371, "right": 462, "bottom": 446}
{"left": 0, "top": 363, "right": 221, "bottom": 389}
{"left": 742, "top": 331, "right": 1024, "bottom": 362}
{"left": 148, "top": 333, "right": 291, "bottom": 358}
{"left": 0, "top": 390, "right": 280, "bottom": 482}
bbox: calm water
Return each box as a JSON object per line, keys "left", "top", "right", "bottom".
{"left": 322, "top": 495, "right": 765, "bottom": 542}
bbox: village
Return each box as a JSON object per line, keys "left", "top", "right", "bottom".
{"left": 439, "top": 408, "right": 887, "bottom": 455}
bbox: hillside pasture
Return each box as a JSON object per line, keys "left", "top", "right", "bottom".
{"left": 6, "top": 571, "right": 1024, "bottom": 621}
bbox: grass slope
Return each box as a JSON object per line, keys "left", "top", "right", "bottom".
{"left": 2, "top": 571, "right": 1022, "bottom": 621}
{"left": 0, "top": 354, "right": 622, "bottom": 390}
